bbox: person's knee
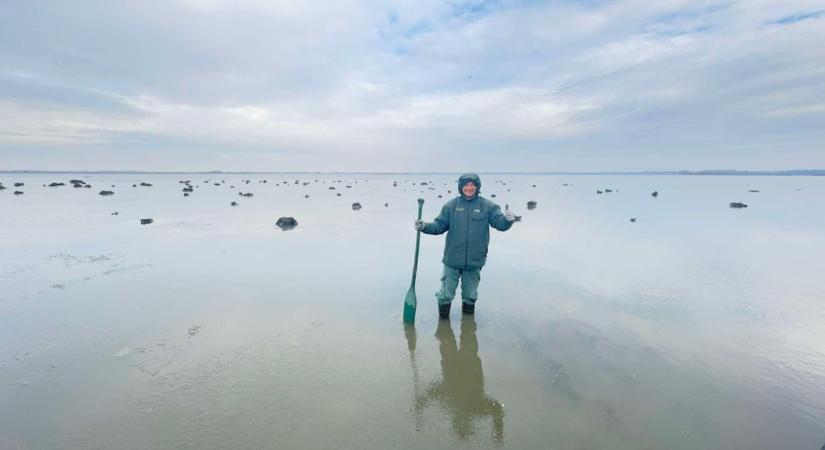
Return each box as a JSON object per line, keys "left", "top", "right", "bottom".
{"left": 461, "top": 279, "right": 480, "bottom": 298}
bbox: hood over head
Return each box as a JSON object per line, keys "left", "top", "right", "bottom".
{"left": 458, "top": 173, "right": 481, "bottom": 198}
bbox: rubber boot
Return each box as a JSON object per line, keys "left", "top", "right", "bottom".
{"left": 438, "top": 303, "right": 451, "bottom": 319}
{"left": 462, "top": 302, "right": 475, "bottom": 314}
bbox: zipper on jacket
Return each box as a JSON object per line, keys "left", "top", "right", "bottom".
{"left": 464, "top": 197, "right": 470, "bottom": 269}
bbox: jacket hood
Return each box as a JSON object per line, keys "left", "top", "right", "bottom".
{"left": 458, "top": 173, "right": 481, "bottom": 198}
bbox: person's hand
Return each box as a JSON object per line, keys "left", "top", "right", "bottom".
{"left": 504, "top": 209, "right": 516, "bottom": 222}
{"left": 414, "top": 220, "right": 425, "bottom": 231}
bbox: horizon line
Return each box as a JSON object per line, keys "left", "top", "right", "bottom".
{"left": 1, "top": 169, "right": 824, "bottom": 176}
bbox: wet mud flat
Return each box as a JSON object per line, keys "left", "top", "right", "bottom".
{"left": 1, "top": 173, "right": 824, "bottom": 449}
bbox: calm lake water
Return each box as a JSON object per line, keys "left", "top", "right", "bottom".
{"left": 1, "top": 173, "right": 824, "bottom": 449}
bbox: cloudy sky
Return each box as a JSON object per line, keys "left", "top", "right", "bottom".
{"left": 1, "top": 0, "right": 823, "bottom": 171}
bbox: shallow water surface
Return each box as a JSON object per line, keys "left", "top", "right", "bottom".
{"left": 1, "top": 173, "right": 824, "bottom": 449}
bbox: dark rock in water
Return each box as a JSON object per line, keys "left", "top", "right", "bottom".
{"left": 729, "top": 202, "right": 748, "bottom": 208}
{"left": 336, "top": 193, "right": 341, "bottom": 196}
{"left": 385, "top": 203, "right": 389, "bottom": 207}
{"left": 214, "top": 183, "right": 220, "bottom": 186}
{"left": 630, "top": 217, "right": 637, "bottom": 222}
{"left": 132, "top": 184, "right": 137, "bottom": 187}
{"left": 14, "top": 190, "right": 24, "bottom": 195}
{"left": 70, "top": 179, "right": 84, "bottom": 184}
{"left": 651, "top": 191, "right": 658, "bottom": 197}
{"left": 596, "top": 190, "right": 603, "bottom": 194}
{"left": 184, "top": 192, "right": 190, "bottom": 197}
{"left": 14, "top": 182, "right": 24, "bottom": 187}
{"left": 328, "top": 186, "right": 335, "bottom": 190}
{"left": 346, "top": 185, "right": 352, "bottom": 188}
{"left": 182, "top": 187, "right": 193, "bottom": 192}
{"left": 239, "top": 192, "right": 253, "bottom": 197}
{"left": 139, "top": 182, "right": 152, "bottom": 187}
{"left": 527, "top": 201, "right": 537, "bottom": 209}
{"left": 231, "top": 201, "right": 238, "bottom": 206}
{"left": 111, "top": 212, "right": 119, "bottom": 215}
{"left": 140, "top": 218, "right": 153, "bottom": 225}
{"left": 276, "top": 217, "right": 298, "bottom": 230}
{"left": 304, "top": 194, "right": 310, "bottom": 198}
{"left": 352, "top": 202, "right": 362, "bottom": 210}
{"left": 73, "top": 183, "right": 84, "bottom": 188}
{"left": 491, "top": 194, "right": 496, "bottom": 198}
{"left": 605, "top": 189, "right": 613, "bottom": 193}
{"left": 0, "top": 184, "right": 6, "bottom": 190}
{"left": 84, "top": 185, "right": 91, "bottom": 188}
{"left": 748, "top": 189, "right": 759, "bottom": 193}
{"left": 532, "top": 184, "right": 536, "bottom": 188}
{"left": 438, "top": 195, "right": 442, "bottom": 198}
{"left": 99, "top": 190, "right": 114, "bottom": 196}
{"left": 48, "top": 182, "right": 65, "bottom": 187}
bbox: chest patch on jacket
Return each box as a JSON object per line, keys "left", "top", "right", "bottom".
{"left": 455, "top": 207, "right": 465, "bottom": 212}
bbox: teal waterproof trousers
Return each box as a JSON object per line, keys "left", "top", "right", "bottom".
{"left": 436, "top": 265, "right": 481, "bottom": 306}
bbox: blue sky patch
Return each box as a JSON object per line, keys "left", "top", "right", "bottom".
{"left": 765, "top": 10, "right": 824, "bottom": 26}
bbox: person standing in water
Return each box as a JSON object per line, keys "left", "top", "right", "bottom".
{"left": 414, "top": 173, "right": 516, "bottom": 318}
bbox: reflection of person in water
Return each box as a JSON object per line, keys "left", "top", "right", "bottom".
{"left": 415, "top": 316, "right": 504, "bottom": 444}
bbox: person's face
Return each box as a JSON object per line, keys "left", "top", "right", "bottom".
{"left": 462, "top": 181, "right": 477, "bottom": 198}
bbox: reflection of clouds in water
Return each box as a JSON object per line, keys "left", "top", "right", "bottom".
{"left": 499, "top": 314, "right": 825, "bottom": 448}
{"left": 1, "top": 173, "right": 822, "bottom": 448}
{"left": 508, "top": 212, "right": 825, "bottom": 348}
{"left": 409, "top": 317, "right": 504, "bottom": 445}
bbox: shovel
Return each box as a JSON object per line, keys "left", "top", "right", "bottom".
{"left": 403, "top": 198, "right": 425, "bottom": 323}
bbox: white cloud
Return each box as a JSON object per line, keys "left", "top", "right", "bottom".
{"left": 1, "top": 0, "right": 823, "bottom": 170}
{"left": 0, "top": 101, "right": 141, "bottom": 145}
{"left": 760, "top": 103, "right": 825, "bottom": 117}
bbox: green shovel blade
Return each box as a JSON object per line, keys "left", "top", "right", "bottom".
{"left": 403, "top": 287, "right": 417, "bottom": 323}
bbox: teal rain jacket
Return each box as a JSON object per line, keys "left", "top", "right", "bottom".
{"left": 422, "top": 173, "right": 512, "bottom": 269}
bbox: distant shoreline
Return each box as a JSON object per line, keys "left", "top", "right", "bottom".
{"left": 1, "top": 170, "right": 823, "bottom": 176}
